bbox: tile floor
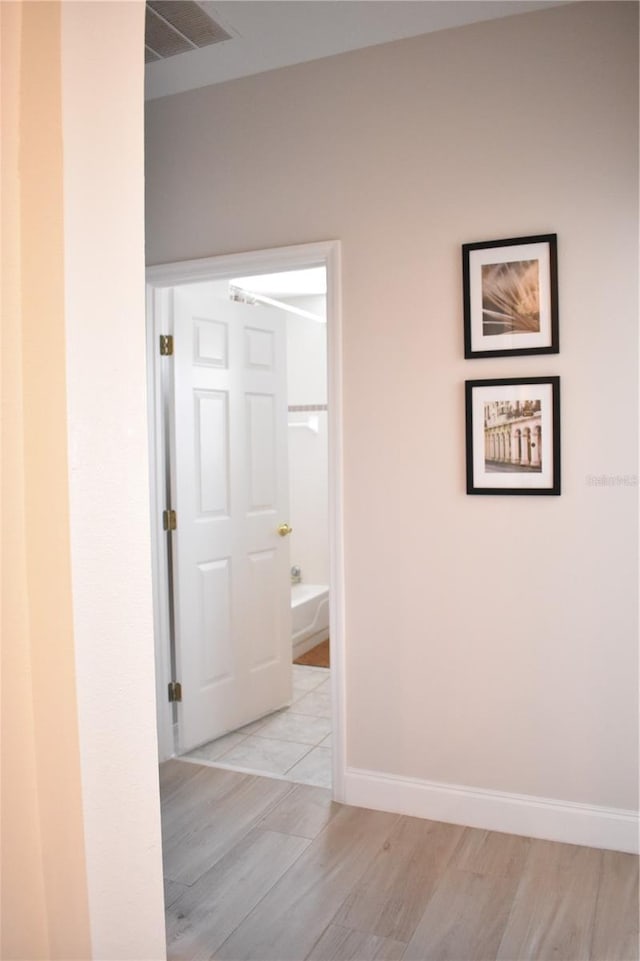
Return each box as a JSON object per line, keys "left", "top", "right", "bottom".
{"left": 184, "top": 665, "right": 332, "bottom": 788}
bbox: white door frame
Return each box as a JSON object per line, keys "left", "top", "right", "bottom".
{"left": 146, "top": 240, "right": 346, "bottom": 801}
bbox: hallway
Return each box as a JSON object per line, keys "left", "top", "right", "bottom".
{"left": 161, "top": 761, "right": 639, "bottom": 961}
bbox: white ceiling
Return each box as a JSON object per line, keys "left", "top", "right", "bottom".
{"left": 145, "top": 0, "right": 569, "bottom": 100}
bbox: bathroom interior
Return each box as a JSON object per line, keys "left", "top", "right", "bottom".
{"left": 183, "top": 267, "right": 332, "bottom": 788}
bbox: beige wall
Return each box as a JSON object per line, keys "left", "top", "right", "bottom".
{"left": 146, "top": 2, "right": 639, "bottom": 814}
{"left": 61, "top": 4, "right": 165, "bottom": 957}
{"left": 2, "top": 3, "right": 165, "bottom": 958}
{"left": 1, "top": 4, "right": 92, "bottom": 957}
{"left": 2, "top": 6, "right": 49, "bottom": 955}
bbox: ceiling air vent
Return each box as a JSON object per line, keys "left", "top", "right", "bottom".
{"left": 145, "top": 1, "right": 232, "bottom": 62}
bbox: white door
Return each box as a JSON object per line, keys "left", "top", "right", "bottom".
{"left": 171, "top": 282, "right": 292, "bottom": 753}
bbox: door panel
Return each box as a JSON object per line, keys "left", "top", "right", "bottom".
{"left": 198, "top": 558, "right": 232, "bottom": 683}
{"left": 195, "top": 390, "right": 229, "bottom": 515}
{"left": 246, "top": 325, "right": 275, "bottom": 369}
{"left": 172, "top": 282, "right": 292, "bottom": 753}
{"left": 247, "top": 393, "right": 277, "bottom": 510}
{"left": 195, "top": 317, "right": 227, "bottom": 366}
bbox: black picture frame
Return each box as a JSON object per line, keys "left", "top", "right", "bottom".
{"left": 465, "top": 376, "right": 561, "bottom": 495}
{"left": 463, "top": 234, "right": 559, "bottom": 358}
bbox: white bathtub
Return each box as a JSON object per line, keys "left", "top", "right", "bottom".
{"left": 291, "top": 583, "right": 329, "bottom": 658}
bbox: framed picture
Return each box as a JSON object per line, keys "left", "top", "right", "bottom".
{"left": 465, "top": 377, "right": 561, "bottom": 495}
{"left": 462, "top": 234, "right": 558, "bottom": 358}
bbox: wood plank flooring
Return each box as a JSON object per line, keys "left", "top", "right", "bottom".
{"left": 161, "top": 760, "right": 639, "bottom": 961}
{"left": 294, "top": 640, "right": 331, "bottom": 668}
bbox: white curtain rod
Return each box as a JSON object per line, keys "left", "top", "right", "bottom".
{"left": 230, "top": 286, "right": 325, "bottom": 323}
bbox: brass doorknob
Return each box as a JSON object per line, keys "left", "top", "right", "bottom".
{"left": 277, "top": 523, "right": 293, "bottom": 537}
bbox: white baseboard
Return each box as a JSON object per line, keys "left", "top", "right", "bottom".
{"left": 344, "top": 767, "right": 639, "bottom": 854}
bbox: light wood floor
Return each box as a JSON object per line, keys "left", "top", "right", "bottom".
{"left": 161, "top": 759, "right": 639, "bottom": 961}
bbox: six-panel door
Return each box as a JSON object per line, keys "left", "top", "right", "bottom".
{"left": 172, "top": 282, "right": 292, "bottom": 752}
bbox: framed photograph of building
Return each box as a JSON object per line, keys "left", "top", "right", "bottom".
{"left": 462, "top": 234, "right": 558, "bottom": 358}
{"left": 465, "top": 376, "right": 561, "bottom": 495}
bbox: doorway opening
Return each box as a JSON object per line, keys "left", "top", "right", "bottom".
{"left": 146, "top": 242, "right": 345, "bottom": 800}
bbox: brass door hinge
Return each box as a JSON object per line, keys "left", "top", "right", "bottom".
{"left": 159, "top": 334, "right": 174, "bottom": 356}
{"left": 168, "top": 681, "right": 182, "bottom": 703}
{"left": 163, "top": 509, "right": 177, "bottom": 531}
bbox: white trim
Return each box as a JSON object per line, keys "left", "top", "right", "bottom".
{"left": 145, "top": 241, "right": 346, "bottom": 800}
{"left": 146, "top": 242, "right": 337, "bottom": 287}
{"left": 344, "top": 767, "right": 640, "bottom": 854}
{"left": 324, "top": 242, "right": 346, "bottom": 803}
{"left": 146, "top": 286, "right": 175, "bottom": 762}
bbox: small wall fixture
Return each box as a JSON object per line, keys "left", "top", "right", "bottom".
{"left": 287, "top": 415, "right": 319, "bottom": 433}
